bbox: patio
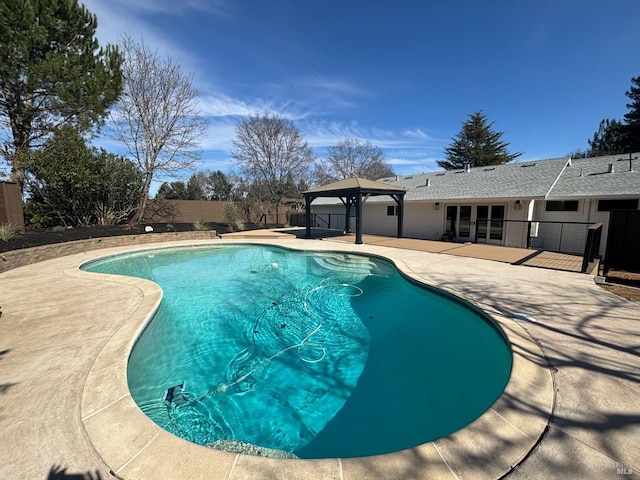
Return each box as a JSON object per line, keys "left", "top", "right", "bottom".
{"left": 225, "top": 229, "right": 596, "bottom": 274}
{"left": 0, "top": 236, "right": 637, "bottom": 479}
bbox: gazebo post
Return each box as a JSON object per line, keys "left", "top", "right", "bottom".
{"left": 304, "top": 194, "right": 312, "bottom": 238}
{"left": 395, "top": 194, "right": 404, "bottom": 238}
{"left": 355, "top": 192, "right": 363, "bottom": 244}
{"left": 344, "top": 197, "right": 352, "bottom": 233}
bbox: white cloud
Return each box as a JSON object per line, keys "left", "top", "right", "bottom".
{"left": 294, "top": 120, "right": 445, "bottom": 175}
{"left": 298, "top": 76, "right": 367, "bottom": 96}
{"left": 83, "top": 0, "right": 227, "bottom": 18}
{"left": 293, "top": 75, "right": 370, "bottom": 104}
{"left": 385, "top": 157, "right": 441, "bottom": 175}
{"left": 81, "top": 0, "right": 211, "bottom": 75}
{"left": 272, "top": 74, "right": 372, "bottom": 113}
{"left": 402, "top": 128, "right": 439, "bottom": 141}
{"left": 198, "top": 94, "right": 270, "bottom": 118}
{"left": 299, "top": 120, "right": 445, "bottom": 151}
{"left": 300, "top": 120, "right": 367, "bottom": 146}
{"left": 197, "top": 93, "right": 309, "bottom": 121}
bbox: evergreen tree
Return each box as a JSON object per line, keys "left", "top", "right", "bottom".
{"left": 156, "top": 182, "right": 188, "bottom": 200}
{"left": 156, "top": 172, "right": 233, "bottom": 201}
{"left": 566, "top": 149, "right": 590, "bottom": 159}
{"left": 0, "top": 0, "right": 123, "bottom": 187}
{"left": 186, "top": 174, "right": 207, "bottom": 200}
{"left": 576, "top": 76, "right": 640, "bottom": 156}
{"left": 206, "top": 170, "right": 234, "bottom": 201}
{"left": 438, "top": 110, "right": 521, "bottom": 170}
{"left": 623, "top": 76, "right": 640, "bottom": 152}
{"left": 23, "top": 126, "right": 141, "bottom": 227}
{"left": 587, "top": 119, "right": 625, "bottom": 156}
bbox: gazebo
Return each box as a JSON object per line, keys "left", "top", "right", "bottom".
{"left": 302, "top": 177, "right": 407, "bottom": 244}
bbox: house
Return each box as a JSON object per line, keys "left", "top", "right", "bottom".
{"left": 308, "top": 152, "right": 640, "bottom": 256}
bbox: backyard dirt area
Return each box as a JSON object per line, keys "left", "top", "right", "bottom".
{"left": 600, "top": 270, "right": 640, "bottom": 302}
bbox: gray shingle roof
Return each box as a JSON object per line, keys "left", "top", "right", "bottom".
{"left": 546, "top": 153, "right": 640, "bottom": 199}
{"left": 311, "top": 152, "right": 640, "bottom": 205}
{"left": 372, "top": 157, "right": 569, "bottom": 202}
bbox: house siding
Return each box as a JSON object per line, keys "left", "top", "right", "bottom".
{"left": 403, "top": 202, "right": 443, "bottom": 239}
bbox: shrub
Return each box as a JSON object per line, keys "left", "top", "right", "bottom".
{"left": 223, "top": 201, "right": 237, "bottom": 229}
{"left": 0, "top": 224, "right": 21, "bottom": 242}
{"left": 52, "top": 225, "right": 66, "bottom": 233}
{"left": 165, "top": 224, "right": 175, "bottom": 232}
{"left": 193, "top": 220, "right": 211, "bottom": 231}
{"left": 24, "top": 199, "right": 56, "bottom": 228}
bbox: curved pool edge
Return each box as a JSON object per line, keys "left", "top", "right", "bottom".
{"left": 70, "top": 239, "right": 554, "bottom": 480}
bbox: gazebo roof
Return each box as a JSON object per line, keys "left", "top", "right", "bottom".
{"left": 303, "top": 177, "right": 407, "bottom": 197}
{"left": 302, "top": 177, "right": 406, "bottom": 244}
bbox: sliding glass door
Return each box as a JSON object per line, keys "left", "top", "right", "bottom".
{"left": 444, "top": 204, "right": 505, "bottom": 244}
{"left": 475, "top": 205, "right": 505, "bottom": 244}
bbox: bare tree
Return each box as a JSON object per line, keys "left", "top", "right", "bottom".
{"left": 111, "top": 34, "right": 208, "bottom": 222}
{"left": 315, "top": 138, "right": 394, "bottom": 184}
{"left": 231, "top": 113, "right": 315, "bottom": 215}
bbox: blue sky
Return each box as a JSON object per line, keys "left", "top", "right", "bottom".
{"left": 82, "top": 0, "right": 640, "bottom": 188}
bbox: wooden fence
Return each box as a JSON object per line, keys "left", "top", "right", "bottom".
{"left": 145, "top": 199, "right": 295, "bottom": 225}
{"left": 0, "top": 181, "right": 25, "bottom": 232}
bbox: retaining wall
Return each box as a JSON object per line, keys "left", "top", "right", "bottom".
{"left": 0, "top": 230, "right": 218, "bottom": 273}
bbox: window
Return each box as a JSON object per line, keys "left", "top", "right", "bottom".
{"left": 597, "top": 199, "right": 639, "bottom": 211}
{"left": 545, "top": 200, "right": 579, "bottom": 212}
{"left": 386, "top": 205, "right": 397, "bottom": 216}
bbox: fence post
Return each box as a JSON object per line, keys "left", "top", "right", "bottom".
{"left": 581, "top": 223, "right": 602, "bottom": 273}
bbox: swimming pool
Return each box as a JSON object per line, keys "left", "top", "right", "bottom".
{"left": 83, "top": 244, "right": 512, "bottom": 459}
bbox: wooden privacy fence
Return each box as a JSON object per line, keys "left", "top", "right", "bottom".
{"left": 603, "top": 210, "right": 640, "bottom": 275}
{"left": 0, "top": 181, "right": 25, "bottom": 232}
{"left": 145, "top": 199, "right": 227, "bottom": 223}
{"left": 145, "top": 199, "right": 296, "bottom": 225}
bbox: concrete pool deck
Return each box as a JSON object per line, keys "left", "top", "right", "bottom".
{"left": 0, "top": 237, "right": 637, "bottom": 479}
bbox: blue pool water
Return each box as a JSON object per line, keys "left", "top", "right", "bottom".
{"left": 83, "top": 245, "right": 511, "bottom": 459}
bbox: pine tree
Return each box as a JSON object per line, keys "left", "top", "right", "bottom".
{"left": 0, "top": 0, "right": 123, "bottom": 188}
{"left": 588, "top": 119, "right": 626, "bottom": 156}
{"left": 578, "top": 75, "right": 640, "bottom": 156}
{"left": 623, "top": 76, "right": 640, "bottom": 152}
{"left": 438, "top": 110, "right": 521, "bottom": 170}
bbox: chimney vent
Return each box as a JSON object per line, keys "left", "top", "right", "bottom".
{"left": 464, "top": 163, "right": 471, "bottom": 173}
{"left": 426, "top": 178, "right": 430, "bottom": 187}
{"left": 608, "top": 163, "right": 615, "bottom": 174}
